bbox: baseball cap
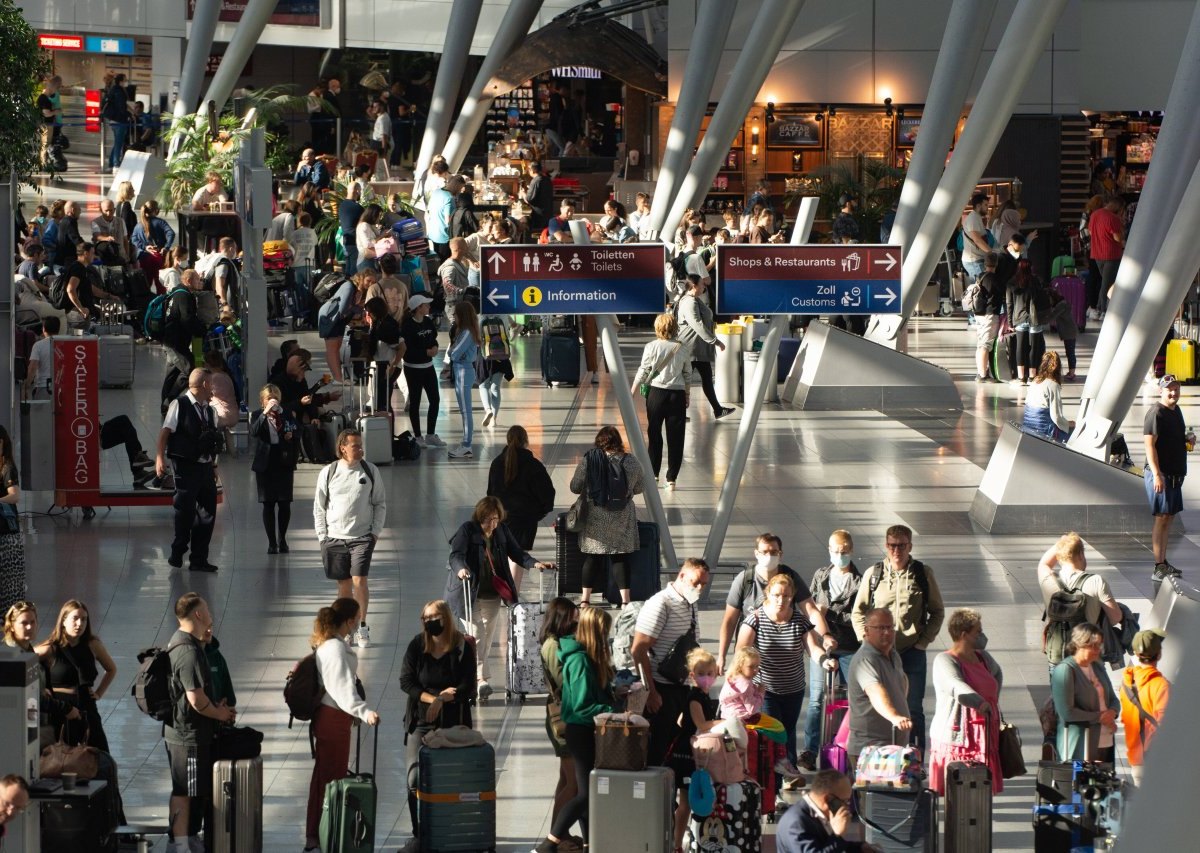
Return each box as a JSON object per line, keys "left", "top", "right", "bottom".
{"left": 408, "top": 293, "right": 434, "bottom": 310}
{"left": 1132, "top": 628, "right": 1165, "bottom": 657}
{"left": 1159, "top": 374, "right": 1181, "bottom": 388}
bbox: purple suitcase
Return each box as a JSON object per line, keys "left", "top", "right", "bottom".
{"left": 819, "top": 668, "right": 850, "bottom": 773}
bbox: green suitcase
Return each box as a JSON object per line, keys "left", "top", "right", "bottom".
{"left": 319, "top": 726, "right": 378, "bottom": 853}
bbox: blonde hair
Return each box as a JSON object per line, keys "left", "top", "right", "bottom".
{"left": 765, "top": 573, "right": 795, "bottom": 598}
{"left": 310, "top": 598, "right": 359, "bottom": 647}
{"left": 654, "top": 312, "right": 679, "bottom": 340}
{"left": 727, "top": 645, "right": 761, "bottom": 680}
{"left": 577, "top": 606, "right": 614, "bottom": 688}
{"left": 1054, "top": 532, "right": 1085, "bottom": 566}
{"left": 420, "top": 600, "right": 462, "bottom": 654}
{"left": 687, "top": 647, "right": 716, "bottom": 673}
{"left": 116, "top": 181, "right": 135, "bottom": 203}
{"left": 830, "top": 529, "right": 853, "bottom": 549}
{"left": 947, "top": 608, "right": 982, "bottom": 641}
{"left": 259, "top": 383, "right": 281, "bottom": 406}
{"left": 2, "top": 602, "right": 37, "bottom": 649}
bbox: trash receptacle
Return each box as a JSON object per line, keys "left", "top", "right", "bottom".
{"left": 715, "top": 322, "right": 743, "bottom": 403}
{"left": 743, "top": 350, "right": 779, "bottom": 404}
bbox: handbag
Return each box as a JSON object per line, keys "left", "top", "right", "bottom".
{"left": 212, "top": 724, "right": 264, "bottom": 761}
{"left": 40, "top": 728, "right": 100, "bottom": 780}
{"left": 854, "top": 743, "right": 924, "bottom": 789}
{"left": 639, "top": 342, "right": 681, "bottom": 398}
{"left": 691, "top": 732, "right": 746, "bottom": 785}
{"left": 0, "top": 502, "right": 18, "bottom": 534}
{"left": 657, "top": 626, "right": 700, "bottom": 685}
{"left": 564, "top": 493, "right": 588, "bottom": 533}
{"left": 593, "top": 712, "right": 650, "bottom": 771}
{"left": 547, "top": 700, "right": 566, "bottom": 739}
{"left": 484, "top": 546, "right": 515, "bottom": 603}
{"left": 998, "top": 719, "right": 1027, "bottom": 778}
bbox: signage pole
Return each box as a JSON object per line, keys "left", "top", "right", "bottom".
{"left": 702, "top": 216, "right": 817, "bottom": 571}
{"left": 570, "top": 221, "right": 679, "bottom": 572}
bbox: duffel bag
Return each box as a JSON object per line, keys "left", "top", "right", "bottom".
{"left": 854, "top": 743, "right": 924, "bottom": 789}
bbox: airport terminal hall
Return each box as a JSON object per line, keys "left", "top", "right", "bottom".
{"left": 8, "top": 0, "right": 1200, "bottom": 851}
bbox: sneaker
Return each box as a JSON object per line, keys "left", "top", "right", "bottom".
{"left": 425, "top": 434, "right": 446, "bottom": 448}
{"left": 1153, "top": 562, "right": 1182, "bottom": 580}
{"left": 797, "top": 750, "right": 817, "bottom": 771}
{"left": 478, "top": 680, "right": 494, "bottom": 701}
{"left": 773, "top": 758, "right": 802, "bottom": 779}
{"left": 715, "top": 406, "right": 736, "bottom": 419}
{"left": 133, "top": 472, "right": 155, "bottom": 490}
{"left": 448, "top": 444, "right": 473, "bottom": 458}
{"left": 532, "top": 841, "right": 558, "bottom": 853}
{"left": 356, "top": 624, "right": 371, "bottom": 648}
{"left": 1065, "top": 372, "right": 1077, "bottom": 382}
{"left": 415, "top": 435, "right": 427, "bottom": 448}
{"left": 783, "top": 774, "right": 806, "bottom": 790}
{"left": 481, "top": 411, "right": 495, "bottom": 428}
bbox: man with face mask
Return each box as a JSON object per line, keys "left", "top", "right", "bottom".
{"left": 631, "top": 558, "right": 711, "bottom": 766}
{"left": 676, "top": 274, "right": 736, "bottom": 421}
{"left": 717, "top": 533, "right": 837, "bottom": 673}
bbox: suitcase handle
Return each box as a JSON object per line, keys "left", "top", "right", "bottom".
{"left": 354, "top": 717, "right": 380, "bottom": 777}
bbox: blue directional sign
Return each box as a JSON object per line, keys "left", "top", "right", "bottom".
{"left": 481, "top": 245, "right": 666, "bottom": 315}
{"left": 717, "top": 244, "right": 903, "bottom": 315}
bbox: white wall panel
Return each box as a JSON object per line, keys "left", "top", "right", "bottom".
{"left": 28, "top": 0, "right": 185, "bottom": 37}
{"left": 1079, "top": 0, "right": 1191, "bottom": 110}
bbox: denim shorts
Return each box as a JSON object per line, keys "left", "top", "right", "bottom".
{"left": 1145, "top": 467, "right": 1184, "bottom": 516}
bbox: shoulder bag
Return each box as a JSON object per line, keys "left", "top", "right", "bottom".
{"left": 565, "top": 492, "right": 588, "bottom": 533}
{"left": 998, "top": 718, "right": 1027, "bottom": 778}
{"left": 40, "top": 727, "right": 100, "bottom": 780}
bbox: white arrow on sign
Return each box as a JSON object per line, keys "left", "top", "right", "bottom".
{"left": 873, "top": 252, "right": 898, "bottom": 272}
{"left": 873, "top": 287, "right": 898, "bottom": 306}
{"left": 490, "top": 254, "right": 505, "bottom": 275}
{"left": 487, "top": 287, "right": 511, "bottom": 308}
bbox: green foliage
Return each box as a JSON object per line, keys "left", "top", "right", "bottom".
{"left": 0, "top": 2, "right": 52, "bottom": 180}
{"left": 786, "top": 160, "right": 905, "bottom": 243}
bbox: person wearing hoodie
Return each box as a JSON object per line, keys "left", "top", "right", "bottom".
{"left": 1120, "top": 629, "right": 1171, "bottom": 784}
{"left": 486, "top": 425, "right": 556, "bottom": 553}
{"left": 533, "top": 606, "right": 616, "bottom": 853}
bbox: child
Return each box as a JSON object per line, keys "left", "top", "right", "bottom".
{"left": 719, "top": 646, "right": 765, "bottom": 721}
{"left": 671, "top": 647, "right": 721, "bottom": 853}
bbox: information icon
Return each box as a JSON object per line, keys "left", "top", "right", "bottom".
{"left": 522, "top": 286, "right": 543, "bottom": 307}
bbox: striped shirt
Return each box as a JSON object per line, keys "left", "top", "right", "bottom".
{"left": 636, "top": 583, "right": 697, "bottom": 685}
{"left": 745, "top": 605, "right": 812, "bottom": 695}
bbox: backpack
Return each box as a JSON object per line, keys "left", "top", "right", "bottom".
{"left": 47, "top": 274, "right": 69, "bottom": 310}
{"left": 610, "top": 600, "right": 645, "bottom": 673}
{"left": 1042, "top": 572, "right": 1092, "bottom": 665}
{"left": 965, "top": 273, "right": 992, "bottom": 315}
{"left": 283, "top": 653, "right": 324, "bottom": 724}
{"left": 671, "top": 251, "right": 693, "bottom": 283}
{"left": 131, "top": 641, "right": 186, "bottom": 722}
{"left": 312, "top": 271, "right": 348, "bottom": 304}
{"left": 603, "top": 455, "right": 630, "bottom": 510}
{"left": 144, "top": 287, "right": 188, "bottom": 341}
{"left": 482, "top": 316, "right": 510, "bottom": 361}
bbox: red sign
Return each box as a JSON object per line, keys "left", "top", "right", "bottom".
{"left": 38, "top": 34, "right": 84, "bottom": 51}
{"left": 85, "top": 89, "right": 101, "bottom": 134}
{"left": 53, "top": 339, "right": 100, "bottom": 501}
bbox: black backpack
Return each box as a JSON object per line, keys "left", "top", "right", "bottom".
{"left": 671, "top": 251, "right": 693, "bottom": 282}
{"left": 132, "top": 641, "right": 186, "bottom": 722}
{"left": 48, "top": 274, "right": 70, "bottom": 310}
{"left": 603, "top": 456, "right": 630, "bottom": 510}
{"left": 1042, "top": 572, "right": 1092, "bottom": 664}
{"left": 283, "top": 653, "right": 325, "bottom": 724}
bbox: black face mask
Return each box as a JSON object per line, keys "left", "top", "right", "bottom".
{"left": 424, "top": 619, "right": 444, "bottom": 637}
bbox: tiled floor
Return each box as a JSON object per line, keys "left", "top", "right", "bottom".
{"left": 20, "top": 168, "right": 1198, "bottom": 852}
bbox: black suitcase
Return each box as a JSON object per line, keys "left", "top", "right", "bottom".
{"left": 856, "top": 786, "right": 938, "bottom": 853}
{"left": 540, "top": 333, "right": 581, "bottom": 386}
{"left": 40, "top": 779, "right": 118, "bottom": 852}
{"left": 554, "top": 513, "right": 586, "bottom": 595}
{"left": 945, "top": 761, "right": 992, "bottom": 853}
{"left": 604, "top": 521, "right": 661, "bottom": 604}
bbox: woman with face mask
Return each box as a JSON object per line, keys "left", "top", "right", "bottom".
{"left": 928, "top": 608, "right": 1005, "bottom": 796}
{"left": 398, "top": 598, "right": 476, "bottom": 851}
{"left": 304, "top": 597, "right": 380, "bottom": 852}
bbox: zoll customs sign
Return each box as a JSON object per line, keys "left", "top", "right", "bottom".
{"left": 53, "top": 338, "right": 100, "bottom": 497}
{"left": 717, "top": 244, "right": 903, "bottom": 315}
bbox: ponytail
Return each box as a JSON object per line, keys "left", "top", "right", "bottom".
{"left": 310, "top": 597, "right": 360, "bottom": 647}
{"left": 503, "top": 425, "right": 528, "bottom": 486}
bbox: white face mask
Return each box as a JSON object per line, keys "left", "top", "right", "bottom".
{"left": 829, "top": 552, "right": 852, "bottom": 569}
{"left": 679, "top": 582, "right": 702, "bottom": 604}
{"left": 1008, "top": 246, "right": 1021, "bottom": 258}
{"left": 755, "top": 553, "right": 781, "bottom": 574}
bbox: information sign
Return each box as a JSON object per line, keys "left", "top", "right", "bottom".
{"left": 481, "top": 245, "right": 666, "bottom": 315}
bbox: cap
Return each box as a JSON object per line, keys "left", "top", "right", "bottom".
{"left": 1132, "top": 628, "right": 1165, "bottom": 657}
{"left": 1159, "top": 374, "right": 1181, "bottom": 388}
{"left": 838, "top": 192, "right": 857, "bottom": 207}
{"left": 408, "top": 293, "right": 434, "bottom": 310}
{"left": 969, "top": 192, "right": 989, "bottom": 207}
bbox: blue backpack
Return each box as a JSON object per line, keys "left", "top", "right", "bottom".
{"left": 143, "top": 287, "right": 188, "bottom": 341}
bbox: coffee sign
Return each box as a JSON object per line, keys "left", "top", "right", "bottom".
{"left": 768, "top": 114, "right": 823, "bottom": 148}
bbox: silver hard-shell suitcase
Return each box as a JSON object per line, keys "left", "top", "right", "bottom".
{"left": 506, "top": 568, "right": 549, "bottom": 701}
{"left": 212, "top": 755, "right": 264, "bottom": 853}
{"left": 98, "top": 334, "right": 135, "bottom": 388}
{"left": 588, "top": 767, "right": 674, "bottom": 852}
{"left": 945, "top": 760, "right": 992, "bottom": 853}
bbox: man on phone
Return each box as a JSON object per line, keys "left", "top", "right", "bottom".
{"left": 776, "top": 769, "right": 879, "bottom": 852}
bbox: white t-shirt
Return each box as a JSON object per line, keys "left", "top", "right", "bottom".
{"left": 685, "top": 252, "right": 708, "bottom": 280}
{"left": 372, "top": 112, "right": 392, "bottom": 144}
{"left": 28, "top": 337, "right": 54, "bottom": 388}
{"left": 289, "top": 227, "right": 318, "bottom": 268}
{"left": 961, "top": 210, "right": 987, "bottom": 262}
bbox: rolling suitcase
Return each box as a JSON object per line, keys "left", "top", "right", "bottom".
{"left": 540, "top": 333, "right": 581, "bottom": 386}
{"left": 506, "top": 568, "right": 549, "bottom": 701}
{"left": 745, "top": 728, "right": 783, "bottom": 821}
{"left": 856, "top": 786, "right": 938, "bottom": 853}
{"left": 212, "top": 755, "right": 264, "bottom": 853}
{"left": 322, "top": 409, "right": 351, "bottom": 458}
{"left": 604, "top": 520, "right": 661, "bottom": 604}
{"left": 819, "top": 667, "right": 850, "bottom": 773}
{"left": 588, "top": 767, "right": 674, "bottom": 852}
{"left": 553, "top": 513, "right": 586, "bottom": 596}
{"left": 357, "top": 415, "right": 393, "bottom": 466}
{"left": 1166, "top": 338, "right": 1197, "bottom": 382}
{"left": 944, "top": 761, "right": 992, "bottom": 853}
{"left": 686, "top": 779, "right": 762, "bottom": 853}
{"left": 39, "top": 779, "right": 118, "bottom": 852}
{"left": 416, "top": 741, "right": 497, "bottom": 852}
{"left": 319, "top": 725, "right": 378, "bottom": 853}
{"left": 98, "top": 333, "right": 135, "bottom": 388}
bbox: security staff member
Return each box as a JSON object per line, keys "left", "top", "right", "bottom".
{"left": 156, "top": 368, "right": 221, "bottom": 572}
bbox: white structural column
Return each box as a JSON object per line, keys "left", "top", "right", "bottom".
{"left": 1071, "top": 0, "right": 1200, "bottom": 454}
{"left": 200, "top": 0, "right": 275, "bottom": 116}
{"left": 569, "top": 221, "right": 679, "bottom": 571}
{"left": 441, "top": 0, "right": 545, "bottom": 173}
{"left": 413, "top": 0, "right": 485, "bottom": 193}
{"left": 643, "top": 0, "right": 737, "bottom": 240}
{"left": 866, "top": 0, "right": 997, "bottom": 345}
{"left": 171, "top": 0, "right": 221, "bottom": 157}
{"left": 658, "top": 0, "right": 807, "bottom": 242}
{"left": 892, "top": 0, "right": 1068, "bottom": 331}
{"left": 702, "top": 197, "right": 818, "bottom": 569}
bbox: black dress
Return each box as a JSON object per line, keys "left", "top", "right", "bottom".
{"left": 45, "top": 641, "right": 110, "bottom": 752}
{"left": 250, "top": 408, "right": 298, "bottom": 503}
{"left": 0, "top": 462, "right": 25, "bottom": 616}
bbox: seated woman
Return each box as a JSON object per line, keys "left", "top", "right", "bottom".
{"left": 1023, "top": 351, "right": 1073, "bottom": 442}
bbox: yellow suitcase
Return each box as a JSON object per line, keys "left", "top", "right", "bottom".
{"left": 1166, "top": 339, "right": 1197, "bottom": 382}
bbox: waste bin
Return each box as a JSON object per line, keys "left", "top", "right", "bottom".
{"left": 715, "top": 322, "right": 744, "bottom": 403}
{"left": 739, "top": 316, "right": 769, "bottom": 352}
{"left": 743, "top": 350, "right": 779, "bottom": 403}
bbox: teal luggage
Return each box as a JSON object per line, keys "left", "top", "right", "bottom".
{"left": 416, "top": 741, "right": 497, "bottom": 852}
{"left": 319, "top": 726, "right": 377, "bottom": 853}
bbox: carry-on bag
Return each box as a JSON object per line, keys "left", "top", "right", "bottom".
{"left": 98, "top": 334, "right": 135, "bottom": 389}
{"left": 604, "top": 520, "right": 661, "bottom": 604}
{"left": 553, "top": 513, "right": 586, "bottom": 595}
{"left": 415, "top": 738, "right": 497, "bottom": 852}
{"left": 944, "top": 760, "right": 992, "bottom": 853}
{"left": 594, "top": 712, "right": 651, "bottom": 771}
{"left": 588, "top": 767, "right": 674, "bottom": 853}
{"left": 855, "top": 742, "right": 924, "bottom": 789}
{"left": 686, "top": 779, "right": 762, "bottom": 853}
{"left": 356, "top": 413, "right": 393, "bottom": 466}
{"left": 1166, "top": 338, "right": 1198, "bottom": 383}
{"left": 39, "top": 779, "right": 118, "bottom": 853}
{"left": 745, "top": 727, "right": 783, "bottom": 820}
{"left": 540, "top": 333, "right": 581, "bottom": 386}
{"left": 819, "top": 666, "right": 850, "bottom": 773}
{"left": 212, "top": 755, "right": 264, "bottom": 853}
{"left": 506, "top": 567, "right": 549, "bottom": 701}
{"left": 318, "top": 724, "right": 378, "bottom": 853}
{"left": 856, "top": 786, "right": 939, "bottom": 853}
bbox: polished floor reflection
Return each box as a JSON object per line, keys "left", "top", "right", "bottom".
{"left": 18, "top": 312, "right": 1195, "bottom": 852}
